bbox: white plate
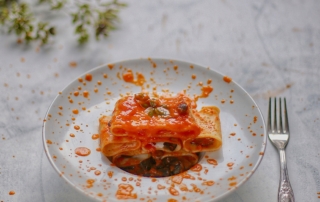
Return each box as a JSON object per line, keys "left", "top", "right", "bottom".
{"left": 43, "top": 58, "right": 266, "bottom": 202}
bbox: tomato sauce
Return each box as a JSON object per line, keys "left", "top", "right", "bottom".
{"left": 115, "top": 184, "right": 137, "bottom": 199}
{"left": 122, "top": 70, "right": 146, "bottom": 87}
{"left": 75, "top": 147, "right": 91, "bottom": 156}
{"left": 223, "top": 76, "right": 232, "bottom": 83}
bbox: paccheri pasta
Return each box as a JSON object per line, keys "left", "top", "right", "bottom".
{"left": 99, "top": 93, "right": 222, "bottom": 177}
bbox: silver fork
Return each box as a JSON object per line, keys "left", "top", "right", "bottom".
{"left": 268, "top": 97, "right": 295, "bottom": 202}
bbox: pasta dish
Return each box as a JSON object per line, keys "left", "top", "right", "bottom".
{"left": 99, "top": 93, "right": 222, "bottom": 177}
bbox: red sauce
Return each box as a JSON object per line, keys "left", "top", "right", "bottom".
{"left": 92, "top": 134, "right": 99, "bottom": 140}
{"left": 223, "top": 76, "right": 232, "bottom": 83}
{"left": 230, "top": 133, "right": 236, "bottom": 136}
{"left": 74, "top": 125, "right": 80, "bottom": 130}
{"left": 157, "top": 184, "right": 166, "bottom": 190}
{"left": 122, "top": 70, "right": 134, "bottom": 82}
{"left": 46, "top": 140, "right": 52, "bottom": 144}
{"left": 72, "top": 109, "right": 79, "bottom": 114}
{"left": 202, "top": 180, "right": 215, "bottom": 186}
{"left": 9, "top": 190, "right": 15, "bottom": 195}
{"left": 228, "top": 176, "right": 236, "bottom": 181}
{"left": 195, "top": 86, "right": 213, "bottom": 101}
{"left": 75, "top": 147, "right": 91, "bottom": 156}
{"left": 83, "top": 91, "right": 89, "bottom": 98}
{"left": 182, "top": 172, "right": 195, "bottom": 180}
{"left": 207, "top": 159, "right": 218, "bottom": 165}
{"left": 227, "top": 162, "right": 234, "bottom": 167}
{"left": 85, "top": 74, "right": 92, "bottom": 81}
{"left": 116, "top": 184, "right": 137, "bottom": 199}
{"left": 168, "top": 199, "right": 178, "bottom": 202}
{"left": 70, "top": 133, "right": 75, "bottom": 137}
{"left": 108, "top": 64, "right": 114, "bottom": 69}
{"left": 191, "top": 74, "right": 196, "bottom": 79}
{"left": 190, "top": 164, "right": 202, "bottom": 172}
{"left": 168, "top": 187, "right": 179, "bottom": 196}
{"left": 108, "top": 171, "right": 113, "bottom": 178}
{"left": 69, "top": 61, "right": 77, "bottom": 68}
{"left": 229, "top": 182, "right": 237, "bottom": 187}
{"left": 122, "top": 70, "right": 146, "bottom": 87}
{"left": 74, "top": 91, "right": 79, "bottom": 96}
{"left": 86, "top": 179, "right": 95, "bottom": 188}
{"left": 171, "top": 175, "right": 183, "bottom": 184}
{"left": 110, "top": 93, "right": 200, "bottom": 139}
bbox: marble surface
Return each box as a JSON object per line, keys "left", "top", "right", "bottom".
{"left": 0, "top": 0, "right": 320, "bottom": 201}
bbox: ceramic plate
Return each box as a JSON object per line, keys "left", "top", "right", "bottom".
{"left": 42, "top": 58, "right": 266, "bottom": 202}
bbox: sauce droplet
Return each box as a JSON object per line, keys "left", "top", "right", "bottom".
{"left": 85, "top": 74, "right": 93, "bottom": 81}
{"left": 229, "top": 182, "right": 237, "bottom": 187}
{"left": 116, "top": 184, "right": 137, "bottom": 199}
{"left": 190, "top": 164, "right": 202, "bottom": 172}
{"left": 75, "top": 147, "right": 91, "bottom": 156}
{"left": 86, "top": 179, "right": 95, "bottom": 188}
{"left": 83, "top": 91, "right": 89, "bottom": 98}
{"left": 108, "top": 64, "right": 114, "bottom": 69}
{"left": 92, "top": 134, "right": 100, "bottom": 140}
{"left": 223, "top": 76, "right": 232, "bottom": 83}
{"left": 202, "top": 180, "right": 215, "bottom": 186}
{"left": 108, "top": 171, "right": 113, "bottom": 178}
{"left": 74, "top": 91, "right": 79, "bottom": 96}
{"left": 168, "top": 187, "right": 179, "bottom": 196}
{"left": 207, "top": 158, "right": 218, "bottom": 165}
{"left": 9, "top": 190, "right": 15, "bottom": 195}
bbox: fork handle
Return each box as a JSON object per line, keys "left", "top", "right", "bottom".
{"left": 278, "top": 149, "right": 295, "bottom": 202}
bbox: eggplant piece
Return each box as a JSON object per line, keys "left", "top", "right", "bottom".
{"left": 163, "top": 142, "right": 177, "bottom": 151}
{"left": 177, "top": 102, "right": 188, "bottom": 115}
{"left": 172, "top": 161, "right": 185, "bottom": 175}
{"left": 157, "top": 167, "right": 171, "bottom": 177}
{"left": 140, "top": 157, "right": 156, "bottom": 171}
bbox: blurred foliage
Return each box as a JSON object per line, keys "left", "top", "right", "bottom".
{"left": 0, "top": 0, "right": 126, "bottom": 45}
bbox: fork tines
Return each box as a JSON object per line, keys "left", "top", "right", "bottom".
{"left": 268, "top": 97, "right": 289, "bottom": 134}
